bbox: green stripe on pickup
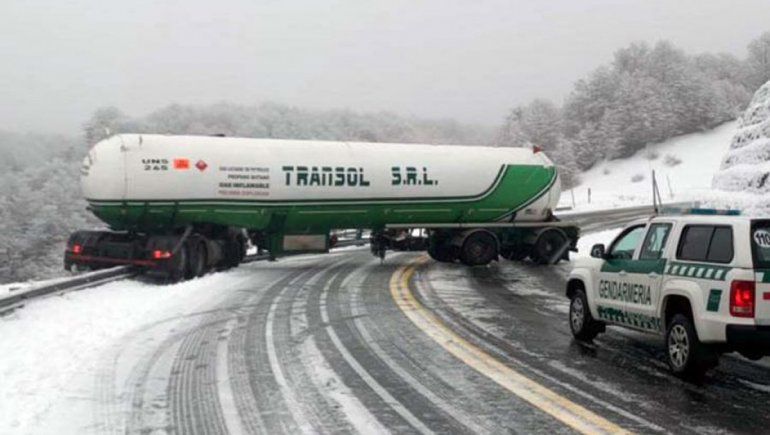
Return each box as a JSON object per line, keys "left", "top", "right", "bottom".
{"left": 665, "top": 261, "right": 731, "bottom": 281}
{"left": 756, "top": 269, "right": 770, "bottom": 283}
{"left": 596, "top": 305, "right": 662, "bottom": 331}
{"left": 600, "top": 259, "right": 666, "bottom": 274}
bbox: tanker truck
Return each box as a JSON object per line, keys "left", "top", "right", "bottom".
{"left": 64, "top": 134, "right": 578, "bottom": 280}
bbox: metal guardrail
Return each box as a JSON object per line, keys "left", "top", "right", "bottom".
{"left": 557, "top": 202, "right": 696, "bottom": 233}
{"left": 0, "top": 266, "right": 136, "bottom": 312}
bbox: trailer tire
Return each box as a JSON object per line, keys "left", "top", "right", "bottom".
{"left": 530, "top": 229, "right": 567, "bottom": 265}
{"left": 428, "top": 231, "right": 457, "bottom": 263}
{"left": 459, "top": 231, "right": 498, "bottom": 266}
{"left": 167, "top": 243, "right": 188, "bottom": 283}
{"left": 186, "top": 238, "right": 207, "bottom": 279}
{"left": 221, "top": 236, "right": 244, "bottom": 269}
{"left": 428, "top": 244, "right": 458, "bottom": 263}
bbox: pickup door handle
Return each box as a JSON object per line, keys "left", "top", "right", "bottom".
{"left": 648, "top": 272, "right": 659, "bottom": 278}
{"left": 618, "top": 270, "right": 627, "bottom": 277}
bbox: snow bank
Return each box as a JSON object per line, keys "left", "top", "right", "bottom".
{"left": 0, "top": 272, "right": 241, "bottom": 433}
{"left": 711, "top": 81, "right": 770, "bottom": 216}
{"left": 563, "top": 121, "right": 736, "bottom": 211}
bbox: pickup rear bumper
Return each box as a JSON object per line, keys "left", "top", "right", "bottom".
{"left": 725, "top": 324, "right": 770, "bottom": 355}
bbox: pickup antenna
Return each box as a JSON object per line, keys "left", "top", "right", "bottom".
{"left": 652, "top": 170, "right": 663, "bottom": 214}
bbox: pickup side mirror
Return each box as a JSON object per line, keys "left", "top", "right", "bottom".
{"left": 590, "top": 243, "right": 606, "bottom": 259}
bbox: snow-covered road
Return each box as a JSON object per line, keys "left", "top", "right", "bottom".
{"left": 2, "top": 246, "right": 770, "bottom": 434}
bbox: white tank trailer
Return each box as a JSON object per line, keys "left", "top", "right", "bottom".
{"left": 65, "top": 134, "right": 578, "bottom": 280}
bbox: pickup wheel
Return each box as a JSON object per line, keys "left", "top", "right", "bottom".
{"left": 666, "top": 314, "right": 718, "bottom": 381}
{"left": 569, "top": 288, "right": 602, "bottom": 341}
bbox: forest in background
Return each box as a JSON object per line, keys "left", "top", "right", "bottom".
{"left": 498, "top": 32, "right": 770, "bottom": 187}
{"left": 2, "top": 32, "right": 770, "bottom": 283}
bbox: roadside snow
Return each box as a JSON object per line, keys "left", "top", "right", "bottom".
{"left": 0, "top": 272, "right": 241, "bottom": 433}
{"left": 562, "top": 121, "right": 736, "bottom": 211}
{"left": 0, "top": 253, "right": 328, "bottom": 435}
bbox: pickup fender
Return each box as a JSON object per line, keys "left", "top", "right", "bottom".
{"left": 658, "top": 278, "right": 704, "bottom": 337}
{"left": 567, "top": 264, "right": 600, "bottom": 320}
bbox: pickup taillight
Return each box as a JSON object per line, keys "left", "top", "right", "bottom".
{"left": 730, "top": 280, "right": 755, "bottom": 318}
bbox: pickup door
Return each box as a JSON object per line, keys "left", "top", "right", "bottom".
{"left": 595, "top": 222, "right": 672, "bottom": 331}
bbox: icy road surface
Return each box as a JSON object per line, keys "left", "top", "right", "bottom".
{"left": 2, "top": 247, "right": 770, "bottom": 434}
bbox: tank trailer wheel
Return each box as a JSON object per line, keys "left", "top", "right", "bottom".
{"left": 166, "top": 243, "right": 189, "bottom": 283}
{"left": 428, "top": 245, "right": 458, "bottom": 263}
{"left": 186, "top": 238, "right": 207, "bottom": 279}
{"left": 196, "top": 242, "right": 208, "bottom": 277}
{"left": 531, "top": 229, "right": 567, "bottom": 265}
{"left": 459, "top": 231, "right": 498, "bottom": 266}
{"left": 427, "top": 232, "right": 457, "bottom": 263}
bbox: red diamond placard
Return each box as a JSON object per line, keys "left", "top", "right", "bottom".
{"left": 195, "top": 160, "right": 208, "bottom": 171}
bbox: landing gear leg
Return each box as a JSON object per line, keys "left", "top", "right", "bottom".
{"left": 370, "top": 232, "right": 388, "bottom": 262}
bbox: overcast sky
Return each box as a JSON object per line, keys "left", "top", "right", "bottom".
{"left": 2, "top": 0, "right": 770, "bottom": 135}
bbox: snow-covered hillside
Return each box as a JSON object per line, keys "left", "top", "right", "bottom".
{"left": 561, "top": 121, "right": 736, "bottom": 211}
{"left": 711, "top": 81, "right": 770, "bottom": 216}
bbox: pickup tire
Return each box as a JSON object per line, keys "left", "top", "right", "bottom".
{"left": 569, "top": 288, "right": 603, "bottom": 341}
{"left": 666, "top": 314, "right": 718, "bottom": 381}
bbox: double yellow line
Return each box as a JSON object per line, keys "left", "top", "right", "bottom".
{"left": 389, "top": 258, "right": 630, "bottom": 434}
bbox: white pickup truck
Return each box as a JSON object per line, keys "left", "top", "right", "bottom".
{"left": 567, "top": 211, "right": 770, "bottom": 379}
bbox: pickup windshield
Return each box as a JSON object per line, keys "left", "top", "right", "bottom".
{"left": 751, "top": 220, "right": 770, "bottom": 269}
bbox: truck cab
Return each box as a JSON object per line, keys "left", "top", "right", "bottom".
{"left": 567, "top": 209, "right": 770, "bottom": 379}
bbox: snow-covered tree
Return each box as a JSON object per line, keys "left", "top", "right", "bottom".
{"left": 712, "top": 80, "right": 770, "bottom": 205}
{"left": 531, "top": 38, "right": 754, "bottom": 171}
{"left": 746, "top": 32, "right": 770, "bottom": 91}
{"left": 497, "top": 99, "right": 562, "bottom": 149}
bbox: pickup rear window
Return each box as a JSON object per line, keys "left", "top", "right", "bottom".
{"left": 751, "top": 220, "right": 770, "bottom": 269}
{"left": 677, "top": 225, "right": 734, "bottom": 264}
